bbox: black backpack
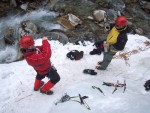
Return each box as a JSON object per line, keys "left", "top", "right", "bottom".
{"left": 144, "top": 80, "right": 150, "bottom": 91}
{"left": 66, "top": 50, "right": 84, "bottom": 60}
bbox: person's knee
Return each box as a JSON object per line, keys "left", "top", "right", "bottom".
{"left": 51, "top": 75, "right": 60, "bottom": 84}
{"left": 36, "top": 74, "right": 45, "bottom": 80}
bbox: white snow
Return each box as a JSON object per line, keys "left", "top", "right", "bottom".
{"left": 0, "top": 34, "right": 150, "bottom": 113}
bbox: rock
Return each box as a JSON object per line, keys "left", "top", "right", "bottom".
{"left": 58, "top": 16, "right": 74, "bottom": 29}
{"left": 58, "top": 14, "right": 82, "bottom": 29}
{"left": 124, "top": 0, "right": 138, "bottom": 4}
{"left": 106, "top": 9, "right": 118, "bottom": 20}
{"left": 93, "top": 10, "right": 106, "bottom": 22}
{"left": 18, "top": 20, "right": 37, "bottom": 39}
{"left": 135, "top": 28, "right": 144, "bottom": 35}
{"left": 49, "top": 31, "right": 69, "bottom": 45}
{"left": 87, "top": 16, "right": 94, "bottom": 20}
{"left": 98, "top": 23, "right": 105, "bottom": 27}
{"left": 141, "top": 2, "right": 150, "bottom": 14}
{"left": 68, "top": 13, "right": 82, "bottom": 27}
{"left": 27, "top": 2, "right": 38, "bottom": 11}
{"left": 17, "top": 20, "right": 37, "bottom": 61}
{"left": 3, "top": 27, "right": 16, "bottom": 45}
{"left": 2, "top": 0, "right": 9, "bottom": 2}
{"left": 10, "top": 0, "right": 17, "bottom": 7}
{"left": 20, "top": 2, "right": 29, "bottom": 11}
{"left": 0, "top": 37, "right": 6, "bottom": 50}
{"left": 127, "top": 20, "right": 133, "bottom": 26}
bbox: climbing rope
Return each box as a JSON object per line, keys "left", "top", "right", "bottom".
{"left": 113, "top": 40, "right": 150, "bottom": 66}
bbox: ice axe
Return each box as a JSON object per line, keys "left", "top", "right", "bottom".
{"left": 92, "top": 86, "right": 105, "bottom": 96}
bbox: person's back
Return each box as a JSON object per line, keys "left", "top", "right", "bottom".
{"left": 23, "top": 37, "right": 51, "bottom": 75}
{"left": 20, "top": 36, "right": 60, "bottom": 95}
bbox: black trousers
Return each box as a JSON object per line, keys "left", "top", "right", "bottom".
{"left": 36, "top": 66, "right": 60, "bottom": 84}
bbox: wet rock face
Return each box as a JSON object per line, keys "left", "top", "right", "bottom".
{"left": 0, "top": 0, "right": 149, "bottom": 39}
{"left": 140, "top": 1, "right": 150, "bottom": 14}
{"left": 124, "top": 0, "right": 138, "bottom": 3}
{"left": 18, "top": 20, "right": 38, "bottom": 39}
{"left": 48, "top": 31, "right": 69, "bottom": 45}
{"left": 0, "top": 0, "right": 150, "bottom": 64}
{"left": 0, "top": 38, "right": 6, "bottom": 50}
{"left": 0, "top": 1, "right": 10, "bottom": 17}
{"left": 3, "top": 27, "right": 16, "bottom": 45}
{"left": 53, "top": 0, "right": 150, "bottom": 38}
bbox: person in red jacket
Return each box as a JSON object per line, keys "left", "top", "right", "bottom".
{"left": 20, "top": 36, "right": 60, "bottom": 95}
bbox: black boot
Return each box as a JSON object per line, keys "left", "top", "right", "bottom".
{"left": 83, "top": 69, "right": 97, "bottom": 75}
{"left": 40, "top": 89, "right": 54, "bottom": 95}
{"left": 90, "top": 49, "right": 101, "bottom": 55}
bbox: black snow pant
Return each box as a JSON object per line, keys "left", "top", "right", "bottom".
{"left": 36, "top": 66, "right": 60, "bottom": 84}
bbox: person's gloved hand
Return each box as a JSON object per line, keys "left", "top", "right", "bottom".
{"left": 103, "top": 41, "right": 109, "bottom": 48}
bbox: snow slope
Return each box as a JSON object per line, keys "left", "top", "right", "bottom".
{"left": 0, "top": 34, "right": 150, "bottom": 113}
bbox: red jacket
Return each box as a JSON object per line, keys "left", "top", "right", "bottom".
{"left": 24, "top": 40, "right": 52, "bottom": 75}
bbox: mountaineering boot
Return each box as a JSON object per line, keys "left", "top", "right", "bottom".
{"left": 96, "top": 65, "right": 105, "bottom": 70}
{"left": 97, "top": 61, "right": 103, "bottom": 65}
{"left": 89, "top": 49, "right": 101, "bottom": 55}
{"left": 40, "top": 81, "right": 54, "bottom": 95}
{"left": 34, "top": 79, "right": 44, "bottom": 91}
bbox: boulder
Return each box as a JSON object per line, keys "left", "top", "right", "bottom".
{"left": 58, "top": 14, "right": 82, "bottom": 29}
{"left": 18, "top": 20, "right": 37, "bottom": 39}
{"left": 135, "top": 28, "right": 144, "bottom": 35}
{"left": 58, "top": 16, "right": 75, "bottom": 29}
{"left": 3, "top": 27, "right": 16, "bottom": 45}
{"left": 93, "top": 10, "right": 106, "bottom": 22}
{"left": 49, "top": 31, "right": 69, "bottom": 45}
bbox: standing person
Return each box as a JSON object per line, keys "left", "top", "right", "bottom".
{"left": 20, "top": 36, "right": 60, "bottom": 95}
{"left": 96, "top": 16, "right": 129, "bottom": 70}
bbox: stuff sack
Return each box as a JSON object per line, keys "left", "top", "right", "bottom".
{"left": 67, "top": 50, "right": 84, "bottom": 60}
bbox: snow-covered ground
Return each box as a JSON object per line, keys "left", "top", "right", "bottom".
{"left": 0, "top": 34, "right": 150, "bottom": 113}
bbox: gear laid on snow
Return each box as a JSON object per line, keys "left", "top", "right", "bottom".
{"left": 67, "top": 50, "right": 84, "bottom": 60}
{"left": 83, "top": 69, "right": 97, "bottom": 75}
{"left": 103, "top": 80, "right": 126, "bottom": 94}
{"left": 55, "top": 93, "right": 90, "bottom": 110}
{"left": 144, "top": 80, "right": 150, "bottom": 91}
{"left": 92, "top": 86, "right": 105, "bottom": 96}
